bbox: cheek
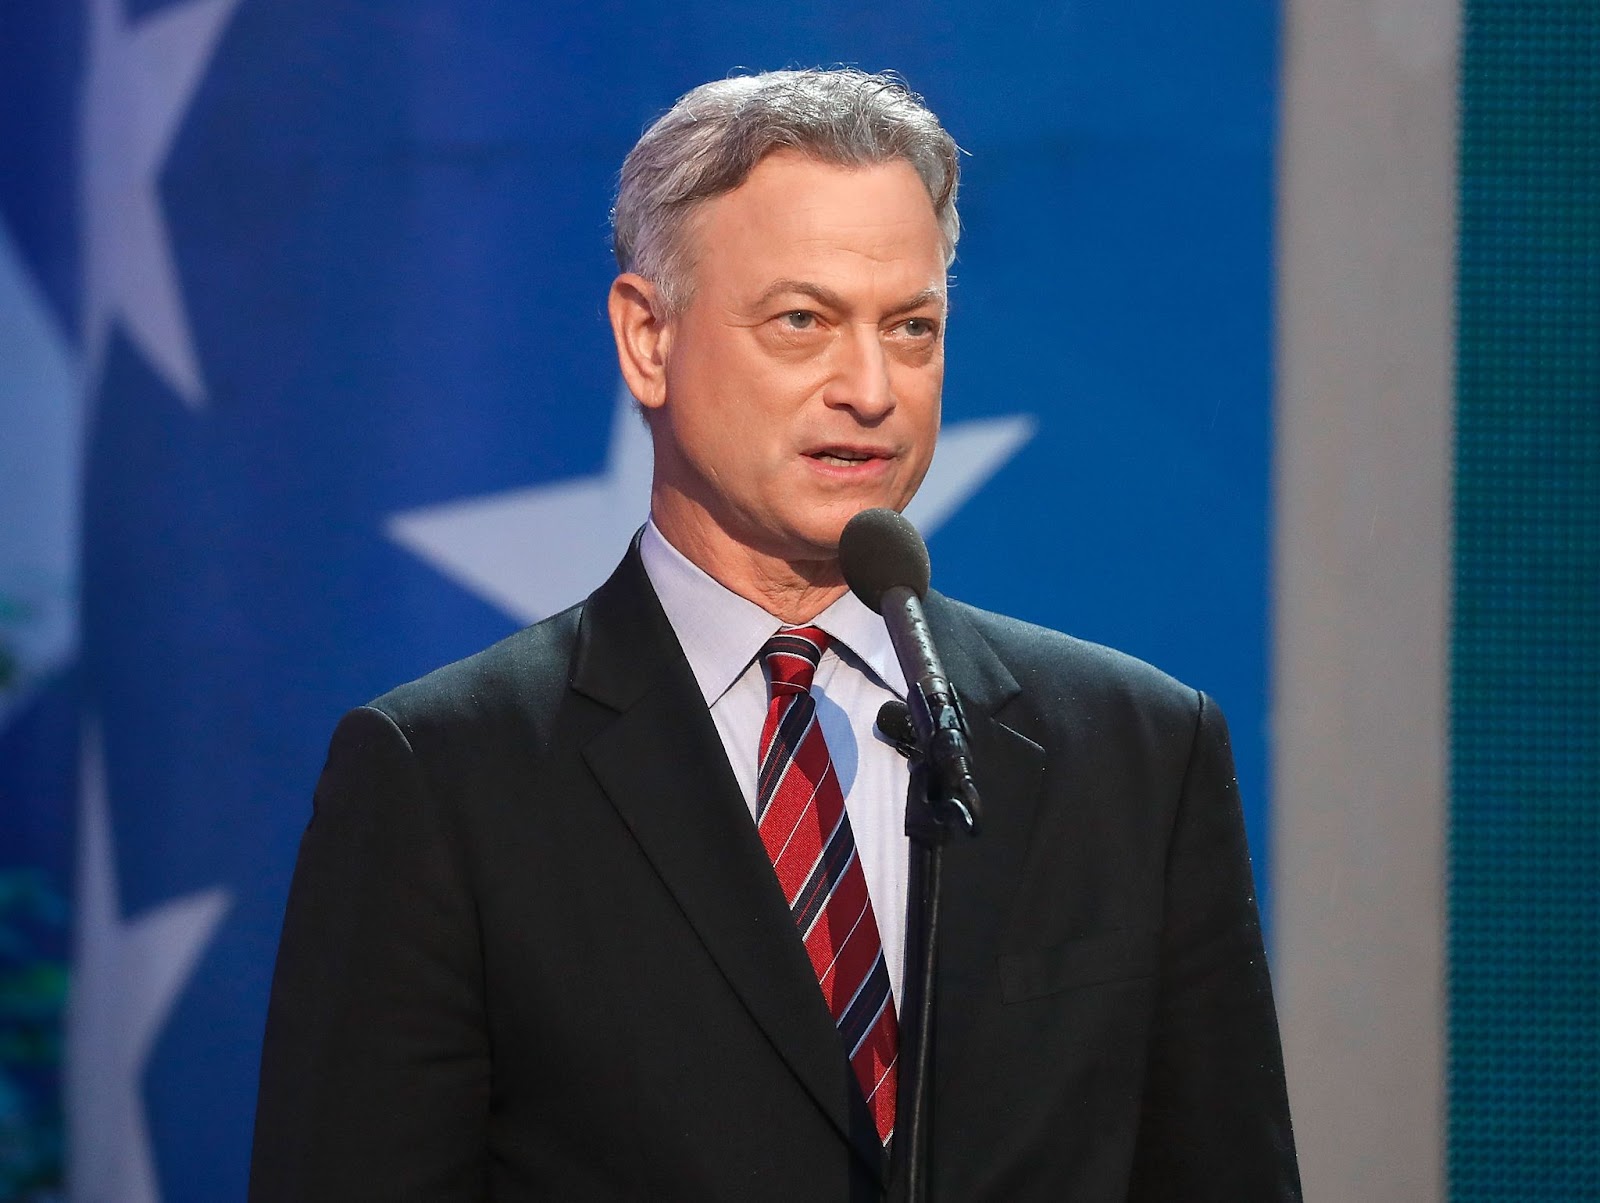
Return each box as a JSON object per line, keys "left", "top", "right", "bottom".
{"left": 674, "top": 394, "right": 780, "bottom": 487}
{"left": 677, "top": 341, "right": 799, "bottom": 426}
{"left": 897, "top": 366, "right": 944, "bottom": 428}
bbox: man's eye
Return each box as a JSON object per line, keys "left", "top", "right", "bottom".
{"left": 781, "top": 311, "right": 817, "bottom": 330}
{"left": 902, "top": 317, "right": 937, "bottom": 338}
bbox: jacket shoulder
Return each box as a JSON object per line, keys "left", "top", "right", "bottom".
{"left": 940, "top": 597, "right": 1205, "bottom": 725}
{"left": 365, "top": 601, "right": 585, "bottom": 734}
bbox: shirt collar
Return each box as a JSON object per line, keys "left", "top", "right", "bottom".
{"left": 638, "top": 518, "right": 907, "bottom": 706}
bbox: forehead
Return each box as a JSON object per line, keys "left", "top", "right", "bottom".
{"left": 684, "top": 150, "right": 947, "bottom": 299}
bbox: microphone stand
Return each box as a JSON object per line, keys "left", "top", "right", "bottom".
{"left": 882, "top": 691, "right": 979, "bottom": 1203}
{"left": 837, "top": 517, "right": 981, "bottom": 1202}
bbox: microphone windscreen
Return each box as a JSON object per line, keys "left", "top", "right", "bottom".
{"left": 874, "top": 699, "right": 918, "bottom": 753}
{"left": 839, "top": 507, "right": 931, "bottom": 611}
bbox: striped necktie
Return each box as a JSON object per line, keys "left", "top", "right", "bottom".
{"left": 756, "top": 626, "right": 898, "bottom": 1145}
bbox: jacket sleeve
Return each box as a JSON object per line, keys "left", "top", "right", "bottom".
{"left": 250, "top": 705, "right": 490, "bottom": 1202}
{"left": 1126, "top": 692, "right": 1302, "bottom": 1202}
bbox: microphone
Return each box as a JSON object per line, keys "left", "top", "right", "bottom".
{"left": 841, "top": 508, "right": 981, "bottom": 833}
{"left": 874, "top": 699, "right": 918, "bottom": 758}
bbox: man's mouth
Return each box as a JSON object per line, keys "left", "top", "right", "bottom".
{"left": 807, "top": 447, "right": 887, "bottom": 467}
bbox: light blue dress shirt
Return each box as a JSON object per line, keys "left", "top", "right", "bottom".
{"left": 639, "top": 519, "right": 912, "bottom": 1005}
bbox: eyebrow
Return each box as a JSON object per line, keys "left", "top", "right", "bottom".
{"left": 752, "top": 279, "right": 947, "bottom": 316}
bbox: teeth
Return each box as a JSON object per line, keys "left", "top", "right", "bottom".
{"left": 816, "top": 452, "right": 869, "bottom": 465}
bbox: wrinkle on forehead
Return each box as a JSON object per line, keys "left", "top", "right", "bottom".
{"left": 678, "top": 153, "right": 945, "bottom": 309}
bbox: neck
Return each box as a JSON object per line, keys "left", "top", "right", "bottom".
{"left": 649, "top": 507, "right": 849, "bottom": 626}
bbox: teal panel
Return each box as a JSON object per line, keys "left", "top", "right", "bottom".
{"left": 1451, "top": 3, "right": 1600, "bottom": 1199}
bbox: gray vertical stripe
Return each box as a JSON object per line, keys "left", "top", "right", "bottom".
{"left": 1273, "top": 1, "right": 1458, "bottom": 1199}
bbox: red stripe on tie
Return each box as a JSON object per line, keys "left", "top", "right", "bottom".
{"left": 756, "top": 626, "right": 898, "bottom": 1145}
{"left": 806, "top": 865, "right": 869, "bottom": 984}
{"left": 860, "top": 1048, "right": 898, "bottom": 1143}
{"left": 760, "top": 744, "right": 841, "bottom": 896}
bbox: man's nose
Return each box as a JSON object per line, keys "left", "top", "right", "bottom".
{"left": 824, "top": 325, "right": 894, "bottom": 419}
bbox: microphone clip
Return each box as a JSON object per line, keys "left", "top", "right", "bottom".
{"left": 875, "top": 693, "right": 982, "bottom": 839}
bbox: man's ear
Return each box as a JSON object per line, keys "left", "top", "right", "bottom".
{"left": 608, "top": 273, "right": 672, "bottom": 412}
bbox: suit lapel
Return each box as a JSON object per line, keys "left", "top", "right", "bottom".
{"left": 572, "top": 548, "right": 887, "bottom": 1182}
{"left": 920, "top": 594, "right": 1047, "bottom": 1091}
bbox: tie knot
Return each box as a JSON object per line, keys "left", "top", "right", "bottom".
{"left": 761, "top": 626, "right": 829, "bottom": 698}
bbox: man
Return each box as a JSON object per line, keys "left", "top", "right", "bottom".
{"left": 251, "top": 69, "right": 1300, "bottom": 1200}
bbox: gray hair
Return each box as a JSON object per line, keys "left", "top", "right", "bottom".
{"left": 612, "top": 69, "right": 961, "bottom": 313}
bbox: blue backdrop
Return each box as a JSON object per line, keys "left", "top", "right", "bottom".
{"left": 0, "top": 3, "right": 1276, "bottom": 1197}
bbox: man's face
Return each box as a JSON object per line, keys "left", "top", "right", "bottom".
{"left": 644, "top": 149, "right": 946, "bottom": 567}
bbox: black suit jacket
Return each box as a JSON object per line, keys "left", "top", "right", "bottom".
{"left": 251, "top": 546, "right": 1299, "bottom": 1201}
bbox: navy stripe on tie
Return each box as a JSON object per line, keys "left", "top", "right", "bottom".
{"left": 764, "top": 632, "right": 824, "bottom": 664}
{"left": 755, "top": 694, "right": 817, "bottom": 815}
{"left": 790, "top": 809, "right": 854, "bottom": 936}
{"left": 837, "top": 954, "right": 893, "bottom": 1057}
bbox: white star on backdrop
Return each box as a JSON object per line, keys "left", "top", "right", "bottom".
{"left": 79, "top": 0, "right": 240, "bottom": 408}
{"left": 388, "top": 383, "right": 1036, "bottom": 623}
{"left": 64, "top": 4, "right": 240, "bottom": 1199}
{"left": 0, "top": 220, "right": 81, "bottom": 730}
{"left": 64, "top": 723, "right": 230, "bottom": 1203}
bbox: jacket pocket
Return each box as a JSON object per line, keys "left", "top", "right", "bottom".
{"left": 998, "top": 929, "right": 1160, "bottom": 1003}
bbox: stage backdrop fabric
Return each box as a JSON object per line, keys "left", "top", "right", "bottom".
{"left": 0, "top": 4, "right": 1278, "bottom": 1198}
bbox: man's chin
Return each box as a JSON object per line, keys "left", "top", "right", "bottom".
{"left": 731, "top": 496, "right": 911, "bottom": 571}
{"left": 811, "top": 496, "right": 909, "bottom": 545}
{"left": 758, "top": 525, "right": 851, "bottom": 576}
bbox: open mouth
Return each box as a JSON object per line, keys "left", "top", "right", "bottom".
{"left": 808, "top": 448, "right": 885, "bottom": 467}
